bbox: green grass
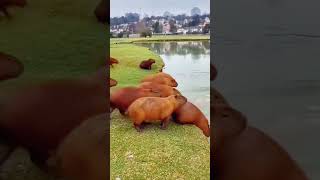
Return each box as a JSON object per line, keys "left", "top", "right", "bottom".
{"left": 0, "top": 0, "right": 106, "bottom": 179}
{"left": 110, "top": 35, "right": 210, "bottom": 45}
{"left": 110, "top": 42, "right": 210, "bottom": 179}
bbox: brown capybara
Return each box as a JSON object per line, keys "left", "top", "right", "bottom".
{"left": 173, "top": 102, "right": 210, "bottom": 137}
{"left": 94, "top": 0, "right": 108, "bottom": 24}
{"left": 110, "top": 87, "right": 161, "bottom": 115}
{"left": 110, "top": 78, "right": 117, "bottom": 87}
{"left": 48, "top": 114, "right": 107, "bottom": 180}
{"left": 211, "top": 64, "right": 217, "bottom": 81}
{"left": 139, "top": 82, "right": 181, "bottom": 97}
{"left": 109, "top": 57, "right": 119, "bottom": 67}
{"left": 0, "top": 68, "right": 107, "bottom": 169}
{"left": 127, "top": 95, "right": 187, "bottom": 131}
{"left": 0, "top": 52, "right": 24, "bottom": 81}
{"left": 139, "top": 59, "right": 155, "bottom": 70}
{"left": 0, "top": 0, "right": 26, "bottom": 18}
{"left": 214, "top": 127, "right": 308, "bottom": 180}
{"left": 141, "top": 72, "right": 178, "bottom": 87}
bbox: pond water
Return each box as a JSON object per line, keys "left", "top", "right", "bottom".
{"left": 137, "top": 41, "right": 210, "bottom": 122}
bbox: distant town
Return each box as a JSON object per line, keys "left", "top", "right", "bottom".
{"left": 110, "top": 7, "right": 210, "bottom": 38}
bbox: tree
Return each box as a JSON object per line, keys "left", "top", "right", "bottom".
{"left": 191, "top": 7, "right": 201, "bottom": 16}
{"left": 153, "top": 21, "right": 162, "bottom": 33}
{"left": 189, "top": 15, "right": 201, "bottom": 26}
{"left": 125, "top": 13, "right": 140, "bottom": 23}
{"left": 163, "top": 11, "right": 173, "bottom": 17}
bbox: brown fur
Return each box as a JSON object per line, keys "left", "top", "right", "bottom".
{"left": 173, "top": 102, "right": 210, "bottom": 137}
{"left": 94, "top": 0, "right": 108, "bottom": 24}
{"left": 109, "top": 57, "right": 119, "bottom": 67}
{"left": 110, "top": 78, "right": 117, "bottom": 87}
{"left": 110, "top": 87, "right": 161, "bottom": 115}
{"left": 139, "top": 82, "right": 181, "bottom": 97}
{"left": 127, "top": 95, "right": 187, "bottom": 131}
{"left": 0, "top": 0, "right": 26, "bottom": 18}
{"left": 48, "top": 114, "right": 107, "bottom": 180}
{"left": 0, "top": 52, "right": 24, "bottom": 81}
{"left": 141, "top": 72, "right": 178, "bottom": 87}
{"left": 139, "top": 59, "right": 155, "bottom": 70}
{"left": 0, "top": 68, "right": 107, "bottom": 167}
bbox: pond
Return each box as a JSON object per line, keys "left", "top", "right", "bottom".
{"left": 137, "top": 41, "right": 210, "bottom": 123}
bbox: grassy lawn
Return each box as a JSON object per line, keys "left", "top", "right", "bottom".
{"left": 110, "top": 34, "right": 210, "bottom": 44}
{"left": 0, "top": 0, "right": 106, "bottom": 179}
{"left": 110, "top": 41, "right": 210, "bottom": 179}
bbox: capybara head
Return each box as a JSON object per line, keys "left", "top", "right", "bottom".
{"left": 148, "top": 59, "right": 155, "bottom": 63}
{"left": 170, "top": 79, "right": 178, "bottom": 87}
{"left": 174, "top": 95, "right": 187, "bottom": 108}
{"left": 142, "top": 88, "right": 162, "bottom": 97}
{"left": 12, "top": 0, "right": 27, "bottom": 7}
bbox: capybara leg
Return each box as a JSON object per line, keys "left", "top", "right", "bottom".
{"left": 161, "top": 117, "right": 171, "bottom": 130}
{"left": 134, "top": 123, "right": 143, "bottom": 132}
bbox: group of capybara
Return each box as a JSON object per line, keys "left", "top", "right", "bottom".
{"left": 212, "top": 64, "right": 308, "bottom": 179}
{"left": 110, "top": 57, "right": 210, "bottom": 137}
{"left": 109, "top": 56, "right": 160, "bottom": 71}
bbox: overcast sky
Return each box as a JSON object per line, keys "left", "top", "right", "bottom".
{"left": 110, "top": 0, "right": 210, "bottom": 17}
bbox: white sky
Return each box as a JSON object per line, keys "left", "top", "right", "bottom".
{"left": 111, "top": 0, "right": 210, "bottom": 17}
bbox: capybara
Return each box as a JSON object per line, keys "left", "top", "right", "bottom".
{"left": 48, "top": 114, "right": 107, "bottom": 180}
{"left": 139, "top": 82, "right": 181, "bottom": 97}
{"left": 110, "top": 87, "right": 161, "bottom": 115}
{"left": 94, "top": 0, "right": 108, "bottom": 24}
{"left": 0, "top": 0, "right": 27, "bottom": 18}
{"left": 110, "top": 78, "right": 117, "bottom": 87}
{"left": 211, "top": 64, "right": 217, "bottom": 81}
{"left": 0, "top": 68, "right": 107, "bottom": 168}
{"left": 0, "top": 52, "right": 24, "bottom": 81}
{"left": 141, "top": 72, "right": 178, "bottom": 87}
{"left": 214, "top": 126, "right": 308, "bottom": 180}
{"left": 109, "top": 57, "right": 119, "bottom": 67}
{"left": 139, "top": 59, "right": 155, "bottom": 70}
{"left": 173, "top": 102, "right": 210, "bottom": 137}
{"left": 127, "top": 95, "right": 187, "bottom": 131}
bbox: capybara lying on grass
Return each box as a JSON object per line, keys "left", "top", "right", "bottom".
{"left": 94, "top": 0, "right": 108, "bottom": 24}
{"left": 110, "top": 87, "right": 161, "bottom": 115}
{"left": 48, "top": 114, "right": 107, "bottom": 180}
{"left": 0, "top": 0, "right": 26, "bottom": 18}
{"left": 109, "top": 57, "right": 118, "bottom": 67}
{"left": 139, "top": 82, "right": 181, "bottom": 97}
{"left": 141, "top": 72, "right": 178, "bottom": 87}
{"left": 0, "top": 68, "right": 107, "bottom": 168}
{"left": 139, "top": 59, "right": 155, "bottom": 70}
{"left": 127, "top": 95, "right": 187, "bottom": 132}
{"left": 110, "top": 78, "right": 117, "bottom": 87}
{"left": 173, "top": 102, "right": 210, "bottom": 137}
{"left": 0, "top": 52, "right": 24, "bottom": 81}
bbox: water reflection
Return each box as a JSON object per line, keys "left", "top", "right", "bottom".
{"left": 137, "top": 41, "right": 210, "bottom": 122}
